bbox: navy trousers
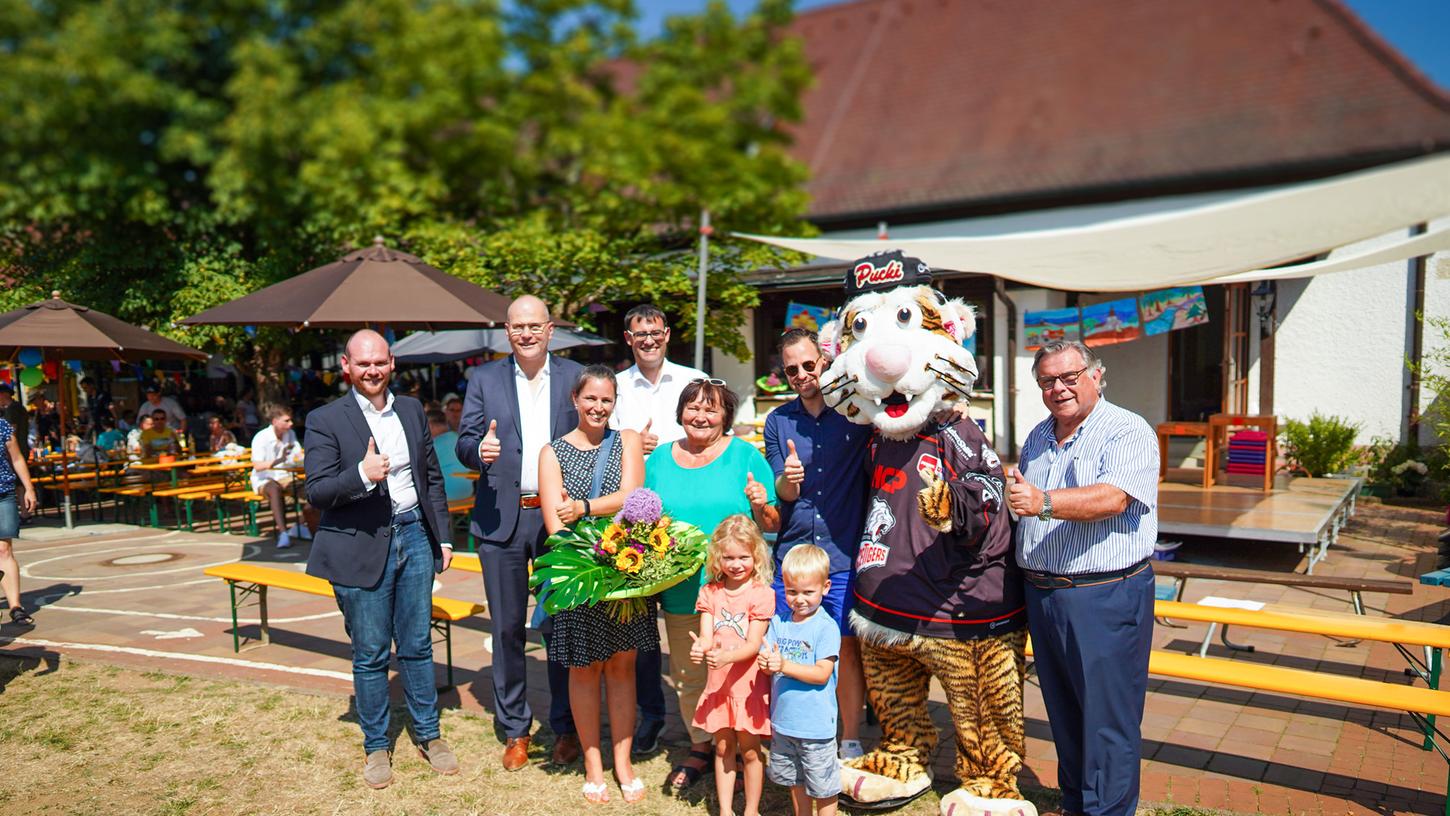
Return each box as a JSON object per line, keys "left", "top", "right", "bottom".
{"left": 478, "top": 506, "right": 574, "bottom": 738}
{"left": 1025, "top": 566, "right": 1154, "bottom": 816}
{"left": 635, "top": 640, "right": 667, "bottom": 723}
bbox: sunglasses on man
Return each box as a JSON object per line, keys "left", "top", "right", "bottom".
{"left": 784, "top": 359, "right": 822, "bottom": 378}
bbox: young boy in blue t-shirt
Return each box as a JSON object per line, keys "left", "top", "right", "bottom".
{"left": 760, "top": 544, "right": 841, "bottom": 815}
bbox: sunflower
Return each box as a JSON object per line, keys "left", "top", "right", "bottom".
{"left": 614, "top": 548, "right": 645, "bottom": 574}
{"left": 599, "top": 523, "right": 626, "bottom": 555}
{"left": 649, "top": 527, "right": 672, "bottom": 553}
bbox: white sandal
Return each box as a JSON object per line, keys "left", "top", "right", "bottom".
{"left": 582, "top": 780, "right": 610, "bottom": 804}
{"left": 618, "top": 776, "right": 646, "bottom": 804}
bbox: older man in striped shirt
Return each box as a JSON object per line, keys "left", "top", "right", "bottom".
{"left": 1007, "top": 339, "right": 1158, "bottom": 816}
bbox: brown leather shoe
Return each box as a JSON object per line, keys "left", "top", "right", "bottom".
{"left": 550, "top": 732, "right": 581, "bottom": 766}
{"left": 502, "top": 736, "right": 530, "bottom": 772}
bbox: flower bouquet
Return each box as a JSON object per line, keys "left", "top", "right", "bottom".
{"left": 530, "top": 488, "right": 708, "bottom": 621}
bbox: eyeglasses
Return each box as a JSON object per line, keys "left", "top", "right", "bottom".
{"left": 506, "top": 323, "right": 549, "bottom": 336}
{"left": 1035, "top": 366, "right": 1090, "bottom": 391}
{"left": 691, "top": 378, "right": 727, "bottom": 386}
{"left": 626, "top": 329, "right": 667, "bottom": 342}
{"left": 784, "top": 359, "right": 821, "bottom": 378}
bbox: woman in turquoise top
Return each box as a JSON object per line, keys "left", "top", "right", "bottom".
{"left": 644, "top": 378, "right": 777, "bottom": 791}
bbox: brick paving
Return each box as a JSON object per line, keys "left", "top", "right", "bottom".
{"left": 1, "top": 500, "right": 1447, "bottom": 815}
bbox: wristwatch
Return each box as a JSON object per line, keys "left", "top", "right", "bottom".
{"left": 1037, "top": 491, "right": 1053, "bottom": 522}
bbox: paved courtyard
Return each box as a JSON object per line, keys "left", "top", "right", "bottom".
{"left": 0, "top": 499, "right": 1446, "bottom": 815}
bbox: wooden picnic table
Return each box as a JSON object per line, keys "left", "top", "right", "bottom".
{"left": 131, "top": 455, "right": 228, "bottom": 487}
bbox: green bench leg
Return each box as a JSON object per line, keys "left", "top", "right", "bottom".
{"left": 1428, "top": 647, "right": 1442, "bottom": 752}
{"left": 245, "top": 501, "right": 260, "bottom": 537}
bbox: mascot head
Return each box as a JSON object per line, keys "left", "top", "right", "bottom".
{"left": 818, "top": 249, "right": 979, "bottom": 440}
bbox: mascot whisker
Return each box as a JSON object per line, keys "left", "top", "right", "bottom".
{"left": 821, "top": 250, "right": 1035, "bottom": 816}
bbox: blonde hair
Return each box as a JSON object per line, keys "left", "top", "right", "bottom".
{"left": 706, "top": 514, "right": 774, "bottom": 586}
{"left": 780, "top": 544, "right": 831, "bottom": 586}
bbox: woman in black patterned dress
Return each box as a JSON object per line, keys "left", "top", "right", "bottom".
{"left": 539, "top": 365, "right": 650, "bottom": 804}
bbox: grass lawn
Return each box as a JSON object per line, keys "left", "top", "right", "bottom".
{"left": 0, "top": 654, "right": 1219, "bottom": 815}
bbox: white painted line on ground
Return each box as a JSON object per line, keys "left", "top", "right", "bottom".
{"left": 0, "top": 636, "right": 353, "bottom": 681}
{"left": 140, "top": 628, "right": 204, "bottom": 640}
{"left": 24, "top": 542, "right": 261, "bottom": 581}
{"left": 59, "top": 578, "right": 215, "bottom": 595}
{"left": 35, "top": 604, "right": 342, "bottom": 624}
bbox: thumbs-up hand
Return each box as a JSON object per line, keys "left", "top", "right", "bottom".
{"left": 479, "top": 419, "right": 500, "bottom": 465}
{"left": 1006, "top": 467, "right": 1044, "bottom": 517}
{"left": 783, "top": 439, "right": 804, "bottom": 486}
{"left": 362, "top": 438, "right": 390, "bottom": 483}
{"left": 689, "top": 630, "right": 713, "bottom": 664}
{"left": 703, "top": 638, "right": 726, "bottom": 669}
{"left": 640, "top": 418, "right": 658, "bottom": 455}
{"left": 759, "top": 642, "right": 784, "bottom": 674}
{"left": 744, "top": 471, "right": 767, "bottom": 510}
{"left": 556, "top": 487, "right": 581, "bottom": 524}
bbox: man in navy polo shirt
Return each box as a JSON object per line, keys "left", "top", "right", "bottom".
{"left": 764, "top": 327, "right": 868, "bottom": 760}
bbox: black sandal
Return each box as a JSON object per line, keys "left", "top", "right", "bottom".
{"left": 666, "top": 749, "right": 714, "bottom": 791}
{"left": 9, "top": 607, "right": 33, "bottom": 626}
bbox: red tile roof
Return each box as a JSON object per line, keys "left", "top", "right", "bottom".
{"left": 786, "top": 0, "right": 1450, "bottom": 223}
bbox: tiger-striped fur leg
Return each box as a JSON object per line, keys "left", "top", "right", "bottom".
{"left": 845, "top": 628, "right": 1034, "bottom": 815}
{"left": 917, "top": 470, "right": 953, "bottom": 532}
{"left": 842, "top": 635, "right": 936, "bottom": 808}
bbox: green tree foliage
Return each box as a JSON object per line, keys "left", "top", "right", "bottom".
{"left": 0, "top": 0, "right": 812, "bottom": 397}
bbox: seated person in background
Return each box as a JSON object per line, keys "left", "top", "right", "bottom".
{"left": 207, "top": 414, "right": 237, "bottom": 451}
{"left": 426, "top": 409, "right": 474, "bottom": 503}
{"left": 251, "top": 403, "right": 304, "bottom": 549}
{"left": 442, "top": 393, "right": 463, "bottom": 433}
{"left": 126, "top": 415, "right": 152, "bottom": 460}
{"left": 138, "top": 410, "right": 181, "bottom": 459}
{"left": 96, "top": 418, "right": 126, "bottom": 453}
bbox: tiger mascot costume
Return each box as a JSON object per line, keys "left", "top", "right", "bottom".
{"left": 819, "top": 250, "right": 1034, "bottom": 816}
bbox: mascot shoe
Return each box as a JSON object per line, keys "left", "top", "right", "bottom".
{"left": 839, "top": 762, "right": 933, "bottom": 810}
{"left": 940, "top": 789, "right": 1039, "bottom": 816}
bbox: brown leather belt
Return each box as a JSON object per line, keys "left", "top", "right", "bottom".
{"left": 519, "top": 493, "right": 541, "bottom": 509}
{"left": 1023, "top": 558, "right": 1151, "bottom": 590}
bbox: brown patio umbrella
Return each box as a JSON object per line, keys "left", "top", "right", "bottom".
{"left": 179, "top": 237, "right": 556, "bottom": 330}
{"left": 0, "top": 292, "right": 208, "bottom": 527}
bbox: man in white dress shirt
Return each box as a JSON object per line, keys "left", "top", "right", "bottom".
{"left": 607, "top": 304, "right": 708, "bottom": 755}
{"left": 457, "top": 295, "right": 585, "bottom": 770}
{"left": 250, "top": 404, "right": 304, "bottom": 549}
{"left": 611, "top": 305, "right": 708, "bottom": 456}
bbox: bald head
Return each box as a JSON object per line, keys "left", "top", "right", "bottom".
{"left": 345, "top": 329, "right": 389, "bottom": 359}
{"left": 505, "top": 295, "right": 554, "bottom": 364}
{"left": 342, "top": 329, "right": 394, "bottom": 405}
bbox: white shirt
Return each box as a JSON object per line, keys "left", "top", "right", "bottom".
{"left": 250, "top": 426, "right": 303, "bottom": 491}
{"left": 611, "top": 359, "right": 709, "bottom": 444}
{"left": 514, "top": 358, "right": 553, "bottom": 494}
{"left": 351, "top": 390, "right": 420, "bottom": 516}
{"left": 138, "top": 396, "right": 186, "bottom": 428}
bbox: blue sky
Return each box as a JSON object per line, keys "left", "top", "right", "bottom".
{"left": 635, "top": 0, "right": 1450, "bottom": 91}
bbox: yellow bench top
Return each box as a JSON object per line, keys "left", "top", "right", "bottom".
{"left": 1147, "top": 650, "right": 1450, "bottom": 717}
{"left": 1156, "top": 600, "right": 1450, "bottom": 649}
{"left": 450, "top": 553, "right": 481, "bottom": 574}
{"left": 203, "top": 562, "right": 484, "bottom": 621}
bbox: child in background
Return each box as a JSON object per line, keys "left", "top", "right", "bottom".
{"left": 691, "top": 514, "right": 776, "bottom": 816}
{"left": 760, "top": 544, "right": 841, "bottom": 816}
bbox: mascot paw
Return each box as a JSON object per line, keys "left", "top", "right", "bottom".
{"left": 940, "top": 789, "right": 1038, "bottom": 816}
{"left": 916, "top": 471, "right": 952, "bottom": 532}
{"left": 840, "top": 751, "right": 933, "bottom": 810}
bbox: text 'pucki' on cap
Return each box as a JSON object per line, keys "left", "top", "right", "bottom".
{"left": 842, "top": 249, "right": 934, "bottom": 297}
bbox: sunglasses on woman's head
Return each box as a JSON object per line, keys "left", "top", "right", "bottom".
{"left": 690, "top": 378, "right": 727, "bottom": 386}
{"left": 784, "top": 359, "right": 821, "bottom": 378}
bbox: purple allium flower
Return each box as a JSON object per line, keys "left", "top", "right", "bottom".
{"left": 619, "top": 488, "right": 663, "bottom": 525}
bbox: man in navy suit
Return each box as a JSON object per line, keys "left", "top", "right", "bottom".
{"left": 305, "top": 329, "right": 458, "bottom": 789}
{"left": 457, "top": 295, "right": 584, "bottom": 771}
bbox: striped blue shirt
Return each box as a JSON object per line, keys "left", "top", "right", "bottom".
{"left": 1014, "top": 399, "right": 1159, "bottom": 574}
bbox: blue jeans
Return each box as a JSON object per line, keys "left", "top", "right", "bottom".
{"left": 332, "top": 517, "right": 439, "bottom": 753}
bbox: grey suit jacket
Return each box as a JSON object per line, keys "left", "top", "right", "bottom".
{"left": 456, "top": 354, "right": 583, "bottom": 544}
{"left": 304, "top": 391, "right": 450, "bottom": 588}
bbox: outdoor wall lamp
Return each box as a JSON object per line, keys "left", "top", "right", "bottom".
{"left": 1251, "top": 280, "right": 1276, "bottom": 334}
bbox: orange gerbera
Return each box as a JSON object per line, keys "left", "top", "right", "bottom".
{"left": 614, "top": 548, "right": 644, "bottom": 573}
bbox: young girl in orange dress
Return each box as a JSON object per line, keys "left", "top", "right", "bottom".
{"left": 690, "top": 514, "right": 776, "bottom": 816}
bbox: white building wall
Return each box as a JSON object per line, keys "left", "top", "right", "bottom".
{"left": 1273, "top": 229, "right": 1418, "bottom": 445}
{"left": 1417, "top": 215, "right": 1450, "bottom": 447}
{"left": 1096, "top": 333, "right": 1169, "bottom": 426}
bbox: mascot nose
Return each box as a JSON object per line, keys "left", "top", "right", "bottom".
{"left": 865, "top": 344, "right": 912, "bottom": 382}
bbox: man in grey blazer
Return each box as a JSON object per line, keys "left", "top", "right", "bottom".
{"left": 457, "top": 295, "right": 584, "bottom": 770}
{"left": 305, "top": 329, "right": 457, "bottom": 789}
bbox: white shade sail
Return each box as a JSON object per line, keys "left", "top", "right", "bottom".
{"left": 736, "top": 153, "right": 1450, "bottom": 292}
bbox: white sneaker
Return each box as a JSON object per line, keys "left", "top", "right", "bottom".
{"left": 839, "top": 739, "right": 865, "bottom": 760}
{"left": 276, "top": 531, "right": 293, "bottom": 549}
